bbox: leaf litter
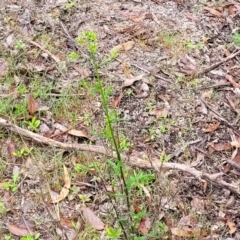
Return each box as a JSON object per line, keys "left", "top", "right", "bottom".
{"left": 1, "top": 0, "right": 240, "bottom": 239}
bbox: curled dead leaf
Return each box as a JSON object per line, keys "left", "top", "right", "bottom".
{"left": 68, "top": 129, "right": 94, "bottom": 142}
{"left": 52, "top": 165, "right": 70, "bottom": 203}
{"left": 7, "top": 224, "right": 30, "bottom": 237}
{"left": 202, "top": 122, "right": 220, "bottom": 133}
{"left": 178, "top": 55, "right": 197, "bottom": 75}
{"left": 81, "top": 207, "right": 104, "bottom": 230}
{"left": 110, "top": 41, "right": 135, "bottom": 53}
{"left": 149, "top": 108, "right": 168, "bottom": 118}
{"left": 204, "top": 7, "right": 222, "bottom": 17}
{"left": 227, "top": 219, "right": 236, "bottom": 235}
{"left": 26, "top": 94, "right": 49, "bottom": 115}
{"left": 122, "top": 74, "right": 144, "bottom": 88}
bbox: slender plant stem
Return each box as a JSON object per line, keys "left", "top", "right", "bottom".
{"left": 91, "top": 53, "right": 131, "bottom": 212}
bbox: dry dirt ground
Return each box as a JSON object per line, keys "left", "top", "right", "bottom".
{"left": 1, "top": 0, "right": 240, "bottom": 239}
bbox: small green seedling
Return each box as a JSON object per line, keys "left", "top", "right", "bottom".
{"left": 3, "top": 173, "right": 19, "bottom": 192}
{"left": 26, "top": 117, "right": 40, "bottom": 131}
{"left": 79, "top": 194, "right": 91, "bottom": 206}
{"left": 13, "top": 147, "right": 33, "bottom": 157}
{"left": 68, "top": 51, "right": 79, "bottom": 61}
{"left": 15, "top": 40, "right": 26, "bottom": 50}
{"left": 233, "top": 32, "right": 240, "bottom": 46}
{"left": 65, "top": 1, "right": 75, "bottom": 9}
{"left": 106, "top": 227, "right": 122, "bottom": 239}
{"left": 159, "top": 151, "right": 170, "bottom": 162}
{"left": 20, "top": 233, "right": 40, "bottom": 240}
{"left": 0, "top": 199, "right": 6, "bottom": 214}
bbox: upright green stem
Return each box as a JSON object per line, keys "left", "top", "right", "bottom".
{"left": 91, "top": 53, "right": 130, "bottom": 211}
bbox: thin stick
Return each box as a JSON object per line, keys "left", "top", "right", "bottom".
{"left": 26, "top": 39, "right": 60, "bottom": 63}
{"left": 196, "top": 49, "right": 240, "bottom": 76}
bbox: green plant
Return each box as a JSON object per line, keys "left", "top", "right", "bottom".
{"left": 68, "top": 51, "right": 79, "bottom": 61}
{"left": 79, "top": 194, "right": 91, "bottom": 205}
{"left": 159, "top": 151, "right": 170, "bottom": 162}
{"left": 25, "top": 117, "right": 41, "bottom": 131}
{"left": 3, "top": 173, "right": 19, "bottom": 192}
{"left": 0, "top": 199, "right": 6, "bottom": 214}
{"left": 233, "top": 32, "right": 240, "bottom": 46}
{"left": 13, "top": 147, "right": 33, "bottom": 157}
{"left": 20, "top": 233, "right": 40, "bottom": 240}
{"left": 65, "top": 1, "right": 75, "bottom": 9}
{"left": 106, "top": 227, "right": 122, "bottom": 239}
{"left": 15, "top": 40, "right": 26, "bottom": 50}
{"left": 77, "top": 31, "right": 130, "bottom": 238}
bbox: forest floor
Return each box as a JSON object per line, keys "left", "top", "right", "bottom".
{"left": 1, "top": 0, "right": 240, "bottom": 239}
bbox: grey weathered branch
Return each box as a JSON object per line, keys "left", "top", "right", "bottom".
{"left": 1, "top": 117, "right": 239, "bottom": 195}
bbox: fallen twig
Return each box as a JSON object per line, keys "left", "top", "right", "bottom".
{"left": 26, "top": 39, "right": 60, "bottom": 63}
{"left": 196, "top": 49, "right": 240, "bottom": 76}
{"left": 1, "top": 117, "right": 240, "bottom": 195}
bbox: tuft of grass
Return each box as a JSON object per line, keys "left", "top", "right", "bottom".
{"left": 232, "top": 32, "right": 240, "bottom": 46}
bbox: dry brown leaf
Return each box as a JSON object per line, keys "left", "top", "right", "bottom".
{"left": 73, "top": 66, "right": 90, "bottom": 78}
{"left": 68, "top": 129, "right": 94, "bottom": 141}
{"left": 227, "top": 219, "right": 236, "bottom": 234}
{"left": 204, "top": 7, "right": 222, "bottom": 17}
{"left": 209, "top": 142, "right": 232, "bottom": 151}
{"left": 7, "top": 224, "right": 30, "bottom": 237}
{"left": 0, "top": 59, "right": 9, "bottom": 77}
{"left": 178, "top": 55, "right": 197, "bottom": 75}
{"left": 52, "top": 187, "right": 69, "bottom": 204}
{"left": 138, "top": 217, "right": 151, "bottom": 235}
{"left": 149, "top": 108, "right": 168, "bottom": 118}
{"left": 226, "top": 74, "right": 240, "bottom": 88}
{"left": 63, "top": 164, "right": 71, "bottom": 189}
{"left": 202, "top": 122, "right": 220, "bottom": 133}
{"left": 111, "top": 94, "right": 123, "bottom": 108}
{"left": 233, "top": 154, "right": 240, "bottom": 165}
{"left": 201, "top": 90, "right": 212, "bottom": 99}
{"left": 171, "top": 227, "right": 210, "bottom": 237}
{"left": 183, "top": 12, "right": 199, "bottom": 21}
{"left": 110, "top": 41, "right": 135, "bottom": 53}
{"left": 191, "top": 197, "right": 205, "bottom": 214}
{"left": 81, "top": 207, "right": 104, "bottom": 230}
{"left": 27, "top": 94, "right": 39, "bottom": 115}
{"left": 52, "top": 165, "right": 70, "bottom": 203}
{"left": 122, "top": 74, "right": 143, "bottom": 88}
{"left": 171, "top": 227, "right": 195, "bottom": 237}
{"left": 122, "top": 61, "right": 131, "bottom": 78}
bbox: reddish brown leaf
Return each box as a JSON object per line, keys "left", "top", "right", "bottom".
{"left": 204, "top": 7, "right": 222, "bottom": 17}
{"left": 225, "top": 74, "right": 240, "bottom": 88}
{"left": 26, "top": 94, "right": 39, "bottom": 115}
{"left": 202, "top": 122, "right": 220, "bottom": 133}
{"left": 7, "top": 224, "right": 30, "bottom": 237}
{"left": 227, "top": 219, "right": 236, "bottom": 234}
{"left": 149, "top": 108, "right": 168, "bottom": 118}
{"left": 233, "top": 154, "right": 240, "bottom": 165}
{"left": 111, "top": 94, "right": 123, "bottom": 108}
{"left": 209, "top": 142, "right": 232, "bottom": 151}
{"left": 81, "top": 207, "right": 104, "bottom": 230}
{"left": 138, "top": 217, "right": 151, "bottom": 235}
